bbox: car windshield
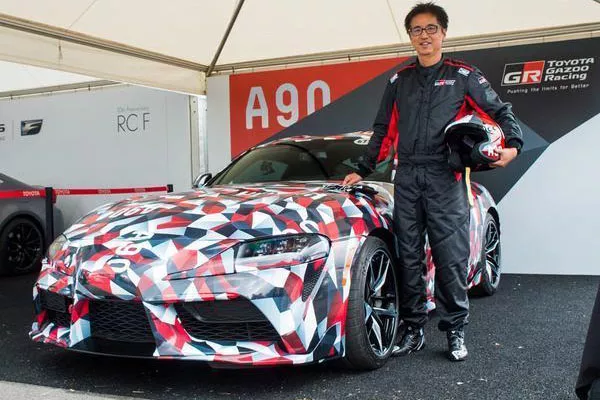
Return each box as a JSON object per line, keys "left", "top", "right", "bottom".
{"left": 0, "top": 173, "right": 30, "bottom": 190}
{"left": 210, "top": 138, "right": 394, "bottom": 185}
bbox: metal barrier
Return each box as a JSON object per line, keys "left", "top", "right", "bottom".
{"left": 0, "top": 184, "right": 174, "bottom": 247}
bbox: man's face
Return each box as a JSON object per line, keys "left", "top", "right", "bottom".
{"left": 408, "top": 13, "right": 446, "bottom": 58}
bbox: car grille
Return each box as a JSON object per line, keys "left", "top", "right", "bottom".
{"left": 175, "top": 299, "right": 280, "bottom": 342}
{"left": 89, "top": 301, "right": 155, "bottom": 343}
{"left": 302, "top": 265, "right": 322, "bottom": 301}
{"left": 49, "top": 309, "right": 72, "bottom": 327}
{"left": 39, "top": 290, "right": 72, "bottom": 327}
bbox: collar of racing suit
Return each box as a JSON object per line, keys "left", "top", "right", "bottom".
{"left": 416, "top": 55, "right": 445, "bottom": 73}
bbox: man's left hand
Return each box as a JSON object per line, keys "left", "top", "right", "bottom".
{"left": 490, "top": 147, "right": 518, "bottom": 168}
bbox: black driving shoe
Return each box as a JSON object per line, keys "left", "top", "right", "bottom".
{"left": 391, "top": 325, "right": 425, "bottom": 357}
{"left": 447, "top": 329, "right": 468, "bottom": 361}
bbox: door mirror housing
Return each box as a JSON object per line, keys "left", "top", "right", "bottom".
{"left": 193, "top": 172, "right": 212, "bottom": 188}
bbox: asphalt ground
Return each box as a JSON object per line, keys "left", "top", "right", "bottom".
{"left": 0, "top": 273, "right": 597, "bottom": 400}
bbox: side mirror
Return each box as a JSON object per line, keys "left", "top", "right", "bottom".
{"left": 193, "top": 172, "right": 212, "bottom": 188}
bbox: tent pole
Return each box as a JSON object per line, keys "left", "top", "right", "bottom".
{"left": 206, "top": 0, "right": 245, "bottom": 76}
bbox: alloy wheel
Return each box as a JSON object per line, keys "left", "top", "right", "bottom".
{"left": 363, "top": 249, "right": 398, "bottom": 357}
{"left": 484, "top": 218, "right": 501, "bottom": 289}
{"left": 5, "top": 221, "right": 43, "bottom": 272}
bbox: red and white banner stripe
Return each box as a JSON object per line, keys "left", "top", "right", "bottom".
{"left": 0, "top": 185, "right": 170, "bottom": 200}
{"left": 0, "top": 190, "right": 46, "bottom": 199}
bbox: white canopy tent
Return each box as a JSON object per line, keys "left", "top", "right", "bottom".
{"left": 0, "top": 0, "right": 599, "bottom": 94}
{"left": 0, "top": 60, "right": 114, "bottom": 94}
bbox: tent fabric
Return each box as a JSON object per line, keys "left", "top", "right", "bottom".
{"left": 0, "top": 0, "right": 599, "bottom": 94}
{"left": 0, "top": 60, "right": 94, "bottom": 93}
{"left": 0, "top": 25, "right": 204, "bottom": 94}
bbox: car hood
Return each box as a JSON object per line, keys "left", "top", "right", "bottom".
{"left": 54, "top": 182, "right": 391, "bottom": 293}
{"left": 65, "top": 182, "right": 391, "bottom": 241}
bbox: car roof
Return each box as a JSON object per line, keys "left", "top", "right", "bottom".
{"left": 0, "top": 173, "right": 35, "bottom": 190}
{"left": 259, "top": 131, "right": 373, "bottom": 148}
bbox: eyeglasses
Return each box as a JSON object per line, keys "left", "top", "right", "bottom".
{"left": 408, "top": 24, "right": 439, "bottom": 37}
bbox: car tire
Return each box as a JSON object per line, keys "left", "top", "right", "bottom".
{"left": 471, "top": 213, "right": 501, "bottom": 296}
{"left": 0, "top": 217, "right": 44, "bottom": 276}
{"left": 344, "top": 236, "right": 399, "bottom": 370}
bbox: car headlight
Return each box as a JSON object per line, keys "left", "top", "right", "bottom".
{"left": 234, "top": 234, "right": 330, "bottom": 271}
{"left": 47, "top": 234, "right": 68, "bottom": 260}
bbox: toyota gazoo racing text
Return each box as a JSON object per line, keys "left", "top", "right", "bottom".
{"left": 31, "top": 132, "right": 501, "bottom": 369}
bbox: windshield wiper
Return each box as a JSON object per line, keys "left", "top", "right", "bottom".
{"left": 322, "top": 183, "right": 379, "bottom": 198}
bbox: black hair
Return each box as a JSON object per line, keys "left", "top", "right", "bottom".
{"left": 404, "top": 2, "right": 449, "bottom": 32}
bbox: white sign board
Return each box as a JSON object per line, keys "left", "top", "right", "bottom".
{"left": 0, "top": 85, "right": 193, "bottom": 227}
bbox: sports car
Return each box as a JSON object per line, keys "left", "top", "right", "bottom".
{"left": 0, "top": 173, "right": 63, "bottom": 276}
{"left": 30, "top": 132, "right": 501, "bottom": 369}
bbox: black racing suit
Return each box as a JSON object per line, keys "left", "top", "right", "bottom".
{"left": 358, "top": 56, "right": 523, "bottom": 331}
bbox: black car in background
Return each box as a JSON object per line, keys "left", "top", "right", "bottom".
{"left": 0, "top": 173, "right": 63, "bottom": 275}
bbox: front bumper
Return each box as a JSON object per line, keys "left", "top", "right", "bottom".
{"left": 30, "top": 237, "right": 365, "bottom": 366}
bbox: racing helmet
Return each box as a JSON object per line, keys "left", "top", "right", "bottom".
{"left": 444, "top": 110, "right": 505, "bottom": 171}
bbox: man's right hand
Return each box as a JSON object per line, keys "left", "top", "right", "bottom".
{"left": 343, "top": 172, "right": 363, "bottom": 186}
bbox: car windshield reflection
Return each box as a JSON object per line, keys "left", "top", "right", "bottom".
{"left": 210, "top": 136, "right": 394, "bottom": 186}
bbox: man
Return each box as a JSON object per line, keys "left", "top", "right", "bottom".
{"left": 343, "top": 2, "right": 523, "bottom": 361}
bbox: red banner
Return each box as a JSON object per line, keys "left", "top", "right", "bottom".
{"left": 229, "top": 57, "right": 405, "bottom": 157}
{"left": 0, "top": 186, "right": 170, "bottom": 200}
{"left": 53, "top": 186, "right": 168, "bottom": 196}
{"left": 0, "top": 190, "right": 45, "bottom": 199}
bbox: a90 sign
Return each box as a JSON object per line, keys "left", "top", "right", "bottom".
{"left": 245, "top": 80, "right": 331, "bottom": 130}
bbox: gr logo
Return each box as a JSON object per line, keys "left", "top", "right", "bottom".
{"left": 502, "top": 61, "right": 545, "bottom": 86}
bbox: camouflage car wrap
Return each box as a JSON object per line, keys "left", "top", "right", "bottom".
{"left": 31, "top": 136, "right": 496, "bottom": 366}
